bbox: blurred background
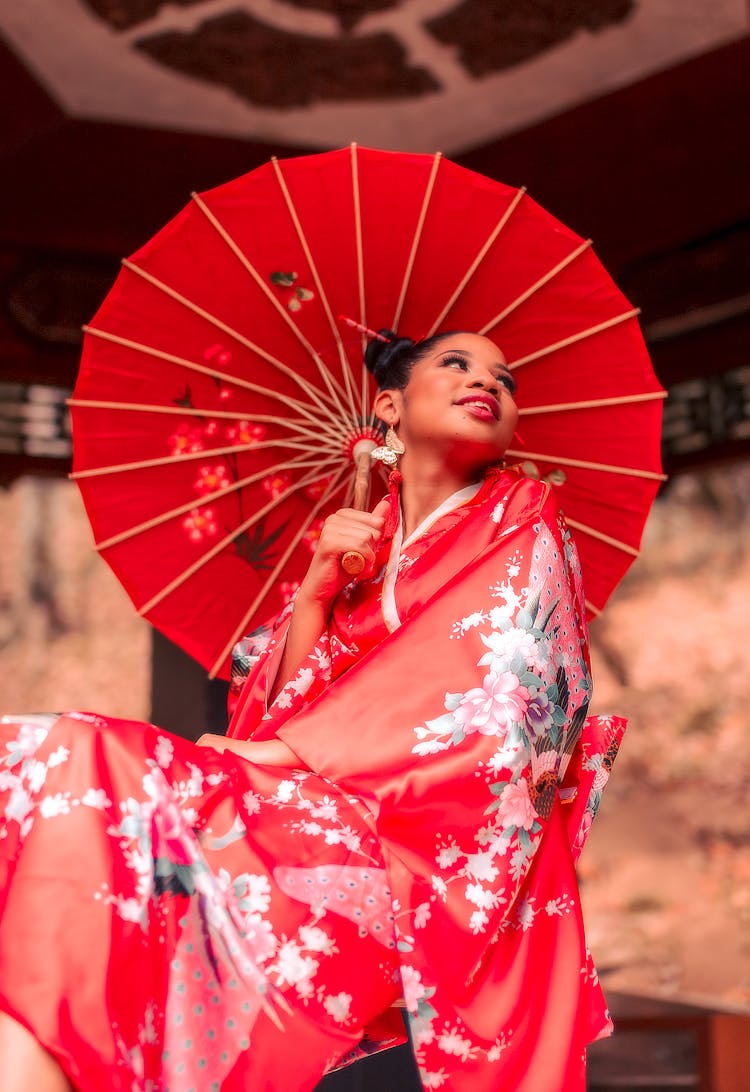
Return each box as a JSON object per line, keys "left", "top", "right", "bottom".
{"left": 1, "top": 2, "right": 748, "bottom": 1088}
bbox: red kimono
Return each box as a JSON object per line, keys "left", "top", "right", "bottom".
{"left": 0, "top": 466, "right": 622, "bottom": 1090}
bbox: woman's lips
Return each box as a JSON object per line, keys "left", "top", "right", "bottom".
{"left": 455, "top": 396, "right": 500, "bottom": 420}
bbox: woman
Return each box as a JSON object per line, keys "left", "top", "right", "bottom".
{"left": 0, "top": 330, "right": 623, "bottom": 1091}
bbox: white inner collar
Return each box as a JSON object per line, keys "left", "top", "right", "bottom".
{"left": 381, "top": 479, "right": 482, "bottom": 632}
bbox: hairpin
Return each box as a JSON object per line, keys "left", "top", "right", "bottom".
{"left": 338, "top": 315, "right": 391, "bottom": 342}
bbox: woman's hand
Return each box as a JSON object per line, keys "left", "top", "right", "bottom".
{"left": 196, "top": 734, "right": 303, "bottom": 769}
{"left": 297, "top": 497, "right": 391, "bottom": 611}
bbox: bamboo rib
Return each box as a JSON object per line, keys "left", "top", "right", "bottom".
{"left": 427, "top": 186, "right": 526, "bottom": 337}
{"left": 518, "top": 390, "right": 668, "bottom": 416}
{"left": 94, "top": 454, "right": 340, "bottom": 550}
{"left": 479, "top": 239, "right": 593, "bottom": 335}
{"left": 504, "top": 448, "right": 667, "bottom": 481}
{"left": 564, "top": 517, "right": 639, "bottom": 557}
{"left": 350, "top": 143, "right": 369, "bottom": 420}
{"left": 137, "top": 462, "right": 345, "bottom": 617}
{"left": 121, "top": 259, "right": 341, "bottom": 419}
{"left": 350, "top": 145, "right": 367, "bottom": 358}
{"left": 81, "top": 325, "right": 341, "bottom": 438}
{"left": 585, "top": 600, "right": 602, "bottom": 618}
{"left": 271, "top": 156, "right": 361, "bottom": 422}
{"left": 191, "top": 191, "right": 354, "bottom": 419}
{"left": 67, "top": 396, "right": 344, "bottom": 449}
{"left": 70, "top": 438, "right": 330, "bottom": 481}
{"left": 392, "top": 152, "right": 443, "bottom": 333}
{"left": 65, "top": 399, "right": 334, "bottom": 441}
{"left": 507, "top": 309, "right": 640, "bottom": 369}
{"left": 209, "top": 465, "right": 350, "bottom": 677}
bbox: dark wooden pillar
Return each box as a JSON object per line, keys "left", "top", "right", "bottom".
{"left": 149, "top": 628, "right": 229, "bottom": 740}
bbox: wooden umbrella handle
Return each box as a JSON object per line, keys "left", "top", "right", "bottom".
{"left": 351, "top": 445, "right": 373, "bottom": 511}
{"left": 341, "top": 441, "right": 377, "bottom": 575}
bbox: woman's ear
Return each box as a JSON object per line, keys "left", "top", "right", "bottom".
{"left": 373, "top": 388, "right": 400, "bottom": 425}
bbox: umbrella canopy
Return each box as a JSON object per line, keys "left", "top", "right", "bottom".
{"left": 71, "top": 145, "right": 665, "bottom": 678}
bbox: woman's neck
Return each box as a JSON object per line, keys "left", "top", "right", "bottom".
{"left": 398, "top": 452, "right": 483, "bottom": 539}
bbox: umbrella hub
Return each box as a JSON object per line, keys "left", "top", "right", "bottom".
{"left": 343, "top": 424, "right": 383, "bottom": 464}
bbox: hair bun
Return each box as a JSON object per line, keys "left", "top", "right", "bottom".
{"left": 364, "top": 329, "right": 414, "bottom": 388}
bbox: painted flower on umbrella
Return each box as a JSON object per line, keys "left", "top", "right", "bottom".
{"left": 195, "top": 465, "right": 231, "bottom": 495}
{"left": 452, "top": 672, "right": 529, "bottom": 737}
{"left": 304, "top": 474, "right": 335, "bottom": 501}
{"left": 169, "top": 423, "right": 206, "bottom": 456}
{"left": 226, "top": 420, "right": 266, "bottom": 446}
{"left": 182, "top": 507, "right": 218, "bottom": 543}
{"left": 302, "top": 517, "right": 325, "bottom": 552}
{"left": 203, "top": 343, "right": 233, "bottom": 369}
{"left": 269, "top": 271, "right": 315, "bottom": 312}
{"left": 262, "top": 471, "right": 292, "bottom": 501}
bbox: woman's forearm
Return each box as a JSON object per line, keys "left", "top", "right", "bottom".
{"left": 196, "top": 733, "right": 303, "bottom": 768}
{"left": 268, "top": 594, "right": 330, "bottom": 702}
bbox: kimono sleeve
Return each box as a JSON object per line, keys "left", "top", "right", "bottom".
{"left": 226, "top": 606, "right": 296, "bottom": 736}
{"left": 227, "top": 603, "right": 343, "bottom": 743}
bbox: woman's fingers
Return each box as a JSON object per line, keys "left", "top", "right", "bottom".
{"left": 195, "top": 733, "right": 227, "bottom": 752}
{"left": 297, "top": 498, "right": 394, "bottom": 603}
{"left": 370, "top": 497, "right": 392, "bottom": 524}
{"left": 318, "top": 508, "right": 385, "bottom": 559}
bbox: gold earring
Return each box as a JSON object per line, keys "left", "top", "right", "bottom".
{"left": 372, "top": 424, "right": 405, "bottom": 467}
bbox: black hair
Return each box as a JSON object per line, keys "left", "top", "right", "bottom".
{"left": 363, "top": 329, "right": 460, "bottom": 390}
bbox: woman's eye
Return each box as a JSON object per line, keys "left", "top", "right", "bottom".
{"left": 498, "top": 374, "right": 517, "bottom": 395}
{"left": 441, "top": 355, "right": 468, "bottom": 370}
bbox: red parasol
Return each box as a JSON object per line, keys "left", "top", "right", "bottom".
{"left": 71, "top": 145, "right": 665, "bottom": 678}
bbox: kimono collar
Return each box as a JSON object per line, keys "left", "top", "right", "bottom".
{"left": 391, "top": 461, "right": 510, "bottom": 550}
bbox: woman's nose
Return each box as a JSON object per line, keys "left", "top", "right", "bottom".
{"left": 469, "top": 373, "right": 499, "bottom": 394}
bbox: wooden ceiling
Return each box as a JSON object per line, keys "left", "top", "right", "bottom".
{"left": 1, "top": 29, "right": 748, "bottom": 482}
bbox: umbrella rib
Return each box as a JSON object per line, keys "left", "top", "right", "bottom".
{"left": 270, "top": 156, "right": 361, "bottom": 423}
{"left": 208, "top": 465, "right": 350, "bottom": 677}
{"left": 350, "top": 143, "right": 369, "bottom": 421}
{"left": 82, "top": 325, "right": 341, "bottom": 437}
{"left": 137, "top": 462, "right": 346, "bottom": 618}
{"left": 190, "top": 191, "right": 354, "bottom": 415}
{"left": 121, "top": 259, "right": 341, "bottom": 418}
{"left": 564, "top": 517, "right": 640, "bottom": 558}
{"left": 585, "top": 600, "right": 602, "bottom": 618}
{"left": 427, "top": 185, "right": 527, "bottom": 337}
{"left": 507, "top": 309, "right": 641, "bottom": 369}
{"left": 96, "top": 453, "right": 343, "bottom": 551}
{"left": 518, "top": 391, "right": 668, "bottom": 416}
{"left": 505, "top": 448, "right": 667, "bottom": 481}
{"left": 392, "top": 151, "right": 442, "bottom": 333}
{"left": 70, "top": 438, "right": 330, "bottom": 480}
{"left": 68, "top": 396, "right": 344, "bottom": 447}
{"left": 479, "top": 239, "right": 593, "bottom": 335}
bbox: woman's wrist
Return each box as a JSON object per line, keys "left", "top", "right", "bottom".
{"left": 294, "top": 580, "right": 336, "bottom": 617}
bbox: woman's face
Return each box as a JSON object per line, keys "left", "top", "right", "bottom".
{"left": 376, "top": 333, "right": 519, "bottom": 474}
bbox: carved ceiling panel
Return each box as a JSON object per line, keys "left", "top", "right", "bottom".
{"left": 426, "top": 0, "right": 635, "bottom": 77}
{"left": 0, "top": 0, "right": 745, "bottom": 152}
{"left": 135, "top": 11, "right": 438, "bottom": 107}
